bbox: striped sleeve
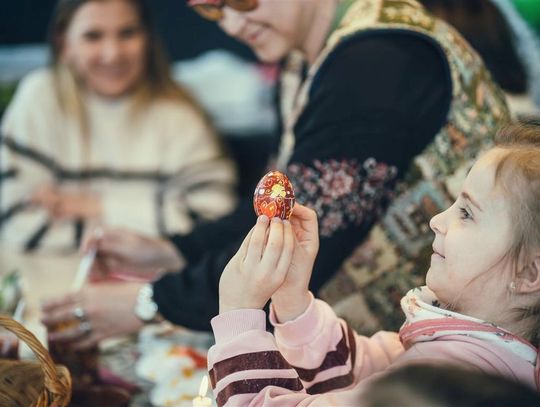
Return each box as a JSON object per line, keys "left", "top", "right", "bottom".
{"left": 0, "top": 70, "right": 79, "bottom": 250}
{"left": 208, "top": 309, "right": 308, "bottom": 407}
{"left": 207, "top": 297, "right": 404, "bottom": 406}
{"left": 0, "top": 132, "right": 66, "bottom": 250}
{"left": 272, "top": 297, "right": 404, "bottom": 393}
{"left": 152, "top": 101, "right": 238, "bottom": 237}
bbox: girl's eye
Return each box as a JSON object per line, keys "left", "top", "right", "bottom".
{"left": 459, "top": 207, "right": 473, "bottom": 220}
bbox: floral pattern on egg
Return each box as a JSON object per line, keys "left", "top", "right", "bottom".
{"left": 253, "top": 170, "right": 295, "bottom": 220}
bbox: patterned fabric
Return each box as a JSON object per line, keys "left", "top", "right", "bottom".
{"left": 288, "top": 159, "right": 397, "bottom": 237}
{"left": 318, "top": 0, "right": 510, "bottom": 333}
{"left": 400, "top": 287, "right": 538, "bottom": 364}
{"left": 399, "top": 286, "right": 540, "bottom": 388}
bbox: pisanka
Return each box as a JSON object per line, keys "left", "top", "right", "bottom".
{"left": 207, "top": 123, "right": 540, "bottom": 406}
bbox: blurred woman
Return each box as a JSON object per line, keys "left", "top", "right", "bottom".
{"left": 0, "top": 0, "right": 237, "bottom": 252}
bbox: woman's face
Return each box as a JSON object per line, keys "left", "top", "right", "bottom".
{"left": 62, "top": 0, "right": 147, "bottom": 98}
{"left": 218, "top": 0, "right": 311, "bottom": 63}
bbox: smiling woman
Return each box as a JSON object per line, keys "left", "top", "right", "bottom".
{"left": 0, "top": 0, "right": 237, "bottom": 251}
{"left": 61, "top": 0, "right": 147, "bottom": 98}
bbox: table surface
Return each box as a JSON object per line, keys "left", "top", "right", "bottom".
{"left": 0, "top": 246, "right": 214, "bottom": 407}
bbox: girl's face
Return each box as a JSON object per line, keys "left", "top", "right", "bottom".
{"left": 218, "top": 0, "right": 312, "bottom": 63}
{"left": 426, "top": 149, "right": 515, "bottom": 320}
{"left": 62, "top": 0, "right": 147, "bottom": 98}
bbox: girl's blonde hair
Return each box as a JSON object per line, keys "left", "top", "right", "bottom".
{"left": 47, "top": 0, "right": 206, "bottom": 136}
{"left": 494, "top": 122, "right": 540, "bottom": 345}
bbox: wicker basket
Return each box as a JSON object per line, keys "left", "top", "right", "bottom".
{"left": 0, "top": 315, "right": 72, "bottom": 407}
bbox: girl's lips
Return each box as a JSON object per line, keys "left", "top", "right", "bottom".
{"left": 431, "top": 252, "right": 445, "bottom": 261}
{"left": 432, "top": 247, "right": 445, "bottom": 259}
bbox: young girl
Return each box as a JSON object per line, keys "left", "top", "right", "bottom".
{"left": 0, "top": 0, "right": 237, "bottom": 252}
{"left": 209, "top": 123, "right": 540, "bottom": 406}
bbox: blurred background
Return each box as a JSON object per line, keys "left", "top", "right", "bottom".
{"left": 1, "top": 0, "right": 257, "bottom": 59}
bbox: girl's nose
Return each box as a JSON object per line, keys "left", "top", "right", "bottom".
{"left": 219, "top": 7, "right": 247, "bottom": 37}
{"left": 429, "top": 209, "right": 447, "bottom": 235}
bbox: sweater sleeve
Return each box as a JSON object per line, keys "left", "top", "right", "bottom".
{"left": 101, "top": 101, "right": 238, "bottom": 237}
{"left": 207, "top": 296, "right": 404, "bottom": 407}
{"left": 152, "top": 32, "right": 451, "bottom": 330}
{"left": 0, "top": 71, "right": 75, "bottom": 250}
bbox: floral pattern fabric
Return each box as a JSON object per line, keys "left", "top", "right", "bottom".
{"left": 288, "top": 158, "right": 397, "bottom": 237}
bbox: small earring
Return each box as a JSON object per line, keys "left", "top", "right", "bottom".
{"left": 509, "top": 281, "right": 517, "bottom": 291}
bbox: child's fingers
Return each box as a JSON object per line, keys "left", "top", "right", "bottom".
{"left": 290, "top": 205, "right": 319, "bottom": 247}
{"left": 291, "top": 203, "right": 315, "bottom": 219}
{"left": 237, "top": 228, "right": 255, "bottom": 261}
{"left": 275, "top": 220, "right": 294, "bottom": 277}
{"left": 291, "top": 204, "right": 318, "bottom": 233}
{"left": 245, "top": 216, "right": 269, "bottom": 265}
{"left": 260, "top": 218, "right": 284, "bottom": 271}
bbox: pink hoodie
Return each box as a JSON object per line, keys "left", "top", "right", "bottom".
{"left": 208, "top": 287, "right": 539, "bottom": 406}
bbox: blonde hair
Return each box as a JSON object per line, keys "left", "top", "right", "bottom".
{"left": 493, "top": 122, "right": 540, "bottom": 345}
{"left": 47, "top": 0, "right": 207, "bottom": 139}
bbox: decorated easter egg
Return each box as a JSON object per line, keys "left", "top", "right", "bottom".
{"left": 253, "top": 171, "right": 295, "bottom": 220}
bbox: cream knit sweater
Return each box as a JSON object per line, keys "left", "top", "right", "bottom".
{"left": 0, "top": 69, "right": 237, "bottom": 251}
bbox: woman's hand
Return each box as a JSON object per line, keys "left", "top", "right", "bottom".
{"left": 31, "top": 185, "right": 60, "bottom": 212}
{"left": 271, "top": 204, "right": 319, "bottom": 323}
{"left": 219, "top": 215, "right": 295, "bottom": 314}
{"left": 32, "top": 185, "right": 102, "bottom": 220}
{"left": 40, "top": 282, "right": 144, "bottom": 350}
{"left": 53, "top": 191, "right": 102, "bottom": 220}
{"left": 82, "top": 228, "right": 184, "bottom": 277}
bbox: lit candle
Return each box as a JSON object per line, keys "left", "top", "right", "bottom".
{"left": 193, "top": 375, "right": 212, "bottom": 407}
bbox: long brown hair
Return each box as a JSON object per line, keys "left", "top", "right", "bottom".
{"left": 47, "top": 0, "right": 206, "bottom": 135}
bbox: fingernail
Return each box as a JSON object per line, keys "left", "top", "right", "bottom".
{"left": 283, "top": 220, "right": 290, "bottom": 225}
{"left": 259, "top": 215, "right": 269, "bottom": 223}
{"left": 271, "top": 217, "right": 281, "bottom": 223}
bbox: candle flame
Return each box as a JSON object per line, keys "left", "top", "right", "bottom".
{"left": 198, "top": 375, "right": 208, "bottom": 397}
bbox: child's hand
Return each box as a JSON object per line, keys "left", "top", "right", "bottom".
{"left": 271, "top": 204, "right": 319, "bottom": 322}
{"left": 219, "top": 215, "right": 295, "bottom": 314}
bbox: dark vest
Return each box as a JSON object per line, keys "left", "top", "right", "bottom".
{"left": 279, "top": 0, "right": 510, "bottom": 332}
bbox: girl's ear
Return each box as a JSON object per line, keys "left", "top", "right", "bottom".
{"left": 517, "top": 255, "right": 540, "bottom": 294}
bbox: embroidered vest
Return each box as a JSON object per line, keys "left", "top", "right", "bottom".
{"left": 279, "top": 0, "right": 510, "bottom": 331}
